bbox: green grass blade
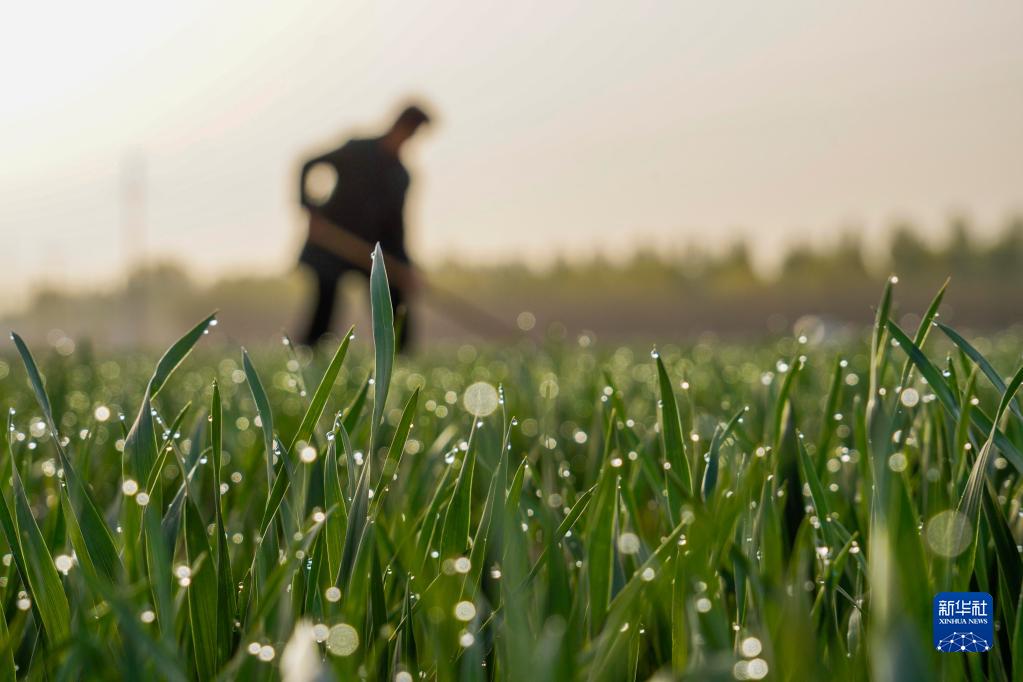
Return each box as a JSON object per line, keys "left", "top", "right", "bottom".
{"left": 142, "top": 401, "right": 192, "bottom": 505}
{"left": 0, "top": 600, "right": 14, "bottom": 680}
{"left": 468, "top": 424, "right": 513, "bottom": 589}
{"left": 147, "top": 312, "right": 218, "bottom": 398}
{"left": 370, "top": 242, "right": 395, "bottom": 453}
{"left": 342, "top": 377, "right": 370, "bottom": 436}
{"left": 816, "top": 356, "right": 845, "bottom": 470}
{"left": 0, "top": 414, "right": 48, "bottom": 638}
{"left": 9, "top": 332, "right": 122, "bottom": 584}
{"left": 655, "top": 355, "right": 693, "bottom": 500}
{"left": 868, "top": 275, "right": 895, "bottom": 417}
{"left": 896, "top": 278, "right": 947, "bottom": 388}
{"left": 795, "top": 431, "right": 838, "bottom": 552}
{"left": 504, "top": 456, "right": 527, "bottom": 526}
{"left": 287, "top": 326, "right": 353, "bottom": 453}
{"left": 338, "top": 423, "right": 369, "bottom": 589}
{"left": 523, "top": 484, "right": 595, "bottom": 586}
{"left": 889, "top": 321, "right": 1023, "bottom": 472}
{"left": 938, "top": 322, "right": 1023, "bottom": 421}
{"left": 417, "top": 466, "right": 455, "bottom": 573}
{"left": 590, "top": 518, "right": 688, "bottom": 677}
{"left": 258, "top": 456, "right": 292, "bottom": 537}
{"left": 8, "top": 332, "right": 55, "bottom": 423}
{"left": 210, "top": 382, "right": 236, "bottom": 665}
{"left": 586, "top": 416, "right": 619, "bottom": 636}
{"left": 183, "top": 494, "right": 220, "bottom": 680}
{"left": 323, "top": 420, "right": 347, "bottom": 581}
{"left": 6, "top": 438, "right": 71, "bottom": 644}
{"left": 957, "top": 365, "right": 1023, "bottom": 521}
{"left": 885, "top": 321, "right": 959, "bottom": 417}
{"left": 242, "top": 348, "right": 277, "bottom": 485}
{"left": 439, "top": 425, "right": 477, "bottom": 560}
{"left": 702, "top": 406, "right": 745, "bottom": 503}
{"left": 770, "top": 353, "right": 803, "bottom": 454}
{"left": 981, "top": 482, "right": 1022, "bottom": 624}
{"left": 372, "top": 388, "right": 419, "bottom": 511}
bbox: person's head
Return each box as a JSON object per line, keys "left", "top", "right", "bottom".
{"left": 384, "top": 104, "right": 431, "bottom": 150}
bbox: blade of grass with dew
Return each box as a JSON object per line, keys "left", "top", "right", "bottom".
{"left": 589, "top": 518, "right": 689, "bottom": 679}
{"left": 896, "top": 278, "right": 948, "bottom": 389}
{"left": 702, "top": 406, "right": 746, "bottom": 503}
{"left": 586, "top": 413, "right": 619, "bottom": 637}
{"left": 938, "top": 322, "right": 1023, "bottom": 421}
{"left": 210, "top": 382, "right": 236, "bottom": 665}
{"left": 368, "top": 537, "right": 388, "bottom": 652}
{"left": 956, "top": 365, "right": 1023, "bottom": 525}
{"left": 655, "top": 354, "right": 693, "bottom": 504}
{"left": 242, "top": 348, "right": 276, "bottom": 485}
{"left": 4, "top": 423, "right": 70, "bottom": 644}
{"left": 9, "top": 332, "right": 122, "bottom": 585}
{"left": 143, "top": 401, "right": 192, "bottom": 502}
{"left": 338, "top": 422, "right": 370, "bottom": 589}
{"left": 370, "top": 242, "right": 395, "bottom": 453}
{"left": 868, "top": 276, "right": 895, "bottom": 416}
{"left": 466, "top": 421, "right": 511, "bottom": 593}
{"left": 342, "top": 377, "right": 370, "bottom": 437}
{"left": 889, "top": 321, "right": 1023, "bottom": 472}
{"left": 341, "top": 518, "right": 377, "bottom": 642}
{"left": 951, "top": 368, "right": 980, "bottom": 490}
{"left": 331, "top": 383, "right": 368, "bottom": 501}
{"left": 123, "top": 314, "right": 216, "bottom": 578}
{"left": 142, "top": 487, "right": 175, "bottom": 647}
{"left": 129, "top": 311, "right": 218, "bottom": 482}
{"left": 885, "top": 322, "right": 960, "bottom": 422}
{"left": 413, "top": 464, "right": 454, "bottom": 575}
{"left": 439, "top": 423, "right": 478, "bottom": 560}
{"left": 148, "top": 312, "right": 218, "bottom": 397}
{"left": 815, "top": 356, "right": 845, "bottom": 472}
{"left": 523, "top": 484, "right": 595, "bottom": 586}
{"left": 795, "top": 431, "right": 839, "bottom": 553}
{"left": 0, "top": 413, "right": 49, "bottom": 641}
{"left": 183, "top": 491, "right": 220, "bottom": 680}
{"left": 323, "top": 419, "right": 347, "bottom": 582}
{"left": 257, "top": 452, "right": 292, "bottom": 538}
{"left": 770, "top": 353, "right": 803, "bottom": 454}
{"left": 287, "top": 326, "right": 353, "bottom": 454}
{"left": 123, "top": 392, "right": 159, "bottom": 576}
{"left": 237, "top": 522, "right": 325, "bottom": 649}
{"left": 140, "top": 400, "right": 193, "bottom": 623}
{"left": 161, "top": 444, "right": 203, "bottom": 551}
{"left": 372, "top": 387, "right": 419, "bottom": 512}
{"left": 299, "top": 527, "right": 325, "bottom": 615}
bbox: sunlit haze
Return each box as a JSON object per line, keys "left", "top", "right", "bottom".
{"left": 2, "top": 0, "right": 1021, "bottom": 311}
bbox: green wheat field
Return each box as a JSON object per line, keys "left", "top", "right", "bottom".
{"left": 0, "top": 249, "right": 1021, "bottom": 681}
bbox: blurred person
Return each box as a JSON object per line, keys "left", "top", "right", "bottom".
{"left": 298, "top": 103, "right": 431, "bottom": 349}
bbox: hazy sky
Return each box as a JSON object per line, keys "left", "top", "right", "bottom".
{"left": 2, "top": 1, "right": 1022, "bottom": 310}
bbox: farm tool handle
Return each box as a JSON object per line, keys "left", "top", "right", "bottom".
{"left": 305, "top": 213, "right": 524, "bottom": 338}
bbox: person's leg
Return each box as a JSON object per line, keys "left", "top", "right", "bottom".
{"left": 390, "top": 285, "right": 412, "bottom": 352}
{"left": 304, "top": 272, "right": 339, "bottom": 346}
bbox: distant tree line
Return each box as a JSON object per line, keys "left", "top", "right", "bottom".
{"left": 4, "top": 217, "right": 1021, "bottom": 344}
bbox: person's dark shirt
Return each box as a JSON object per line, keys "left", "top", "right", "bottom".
{"left": 299, "top": 137, "right": 410, "bottom": 277}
